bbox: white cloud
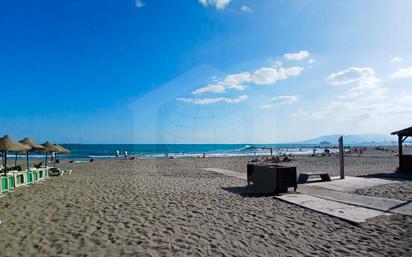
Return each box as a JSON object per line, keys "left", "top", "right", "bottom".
{"left": 306, "top": 91, "right": 412, "bottom": 123}
{"left": 390, "top": 57, "right": 402, "bottom": 64}
{"left": 298, "top": 67, "right": 412, "bottom": 128}
{"left": 199, "top": 0, "right": 231, "bottom": 10}
{"left": 252, "top": 67, "right": 303, "bottom": 85}
{"left": 390, "top": 67, "right": 412, "bottom": 79}
{"left": 308, "top": 59, "right": 315, "bottom": 64}
{"left": 192, "top": 72, "right": 250, "bottom": 95}
{"left": 327, "top": 67, "right": 384, "bottom": 100}
{"left": 135, "top": 0, "right": 145, "bottom": 8}
{"left": 284, "top": 50, "right": 310, "bottom": 61}
{"left": 240, "top": 5, "right": 254, "bottom": 13}
{"left": 271, "top": 95, "right": 299, "bottom": 104}
{"left": 177, "top": 95, "right": 248, "bottom": 105}
{"left": 326, "top": 67, "right": 376, "bottom": 86}
{"left": 260, "top": 104, "right": 272, "bottom": 109}
{"left": 192, "top": 66, "right": 304, "bottom": 95}
{"left": 262, "top": 95, "right": 299, "bottom": 108}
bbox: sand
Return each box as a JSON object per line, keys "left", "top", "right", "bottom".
{"left": 0, "top": 151, "right": 411, "bottom": 256}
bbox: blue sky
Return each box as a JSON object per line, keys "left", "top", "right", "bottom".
{"left": 1, "top": 0, "right": 411, "bottom": 143}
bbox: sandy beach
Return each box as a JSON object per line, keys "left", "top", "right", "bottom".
{"left": 0, "top": 149, "right": 411, "bottom": 256}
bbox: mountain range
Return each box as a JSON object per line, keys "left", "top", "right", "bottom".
{"left": 296, "top": 134, "right": 397, "bottom": 145}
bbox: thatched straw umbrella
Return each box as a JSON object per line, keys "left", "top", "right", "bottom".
{"left": 19, "top": 138, "right": 46, "bottom": 171}
{"left": 41, "top": 142, "right": 60, "bottom": 168}
{"left": 0, "top": 135, "right": 30, "bottom": 175}
{"left": 53, "top": 144, "right": 70, "bottom": 166}
{"left": 54, "top": 144, "right": 70, "bottom": 155}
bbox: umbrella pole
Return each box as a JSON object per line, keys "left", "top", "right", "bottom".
{"left": 15, "top": 152, "right": 18, "bottom": 167}
{"left": 45, "top": 153, "right": 48, "bottom": 168}
{"left": 4, "top": 151, "right": 7, "bottom": 176}
{"left": 27, "top": 152, "right": 30, "bottom": 172}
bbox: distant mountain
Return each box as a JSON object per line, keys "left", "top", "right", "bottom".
{"left": 296, "top": 134, "right": 396, "bottom": 145}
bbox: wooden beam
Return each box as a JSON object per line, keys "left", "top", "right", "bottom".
{"left": 401, "top": 135, "right": 409, "bottom": 143}
{"left": 339, "top": 136, "right": 345, "bottom": 179}
{"left": 398, "top": 135, "right": 403, "bottom": 156}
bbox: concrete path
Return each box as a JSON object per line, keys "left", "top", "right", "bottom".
{"left": 391, "top": 202, "right": 412, "bottom": 216}
{"left": 205, "top": 168, "right": 411, "bottom": 223}
{"left": 304, "top": 176, "right": 399, "bottom": 192}
{"left": 276, "top": 194, "right": 389, "bottom": 223}
{"left": 202, "top": 168, "right": 247, "bottom": 180}
{"left": 299, "top": 186, "right": 405, "bottom": 212}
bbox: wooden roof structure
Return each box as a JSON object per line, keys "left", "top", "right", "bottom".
{"left": 391, "top": 127, "right": 412, "bottom": 137}
{"left": 391, "top": 126, "right": 412, "bottom": 173}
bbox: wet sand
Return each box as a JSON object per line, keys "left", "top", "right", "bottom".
{"left": 0, "top": 150, "right": 411, "bottom": 256}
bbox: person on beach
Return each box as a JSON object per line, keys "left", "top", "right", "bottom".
{"left": 50, "top": 152, "right": 56, "bottom": 163}
{"left": 324, "top": 148, "right": 331, "bottom": 156}
{"left": 115, "top": 150, "right": 119, "bottom": 159}
{"left": 124, "top": 151, "right": 128, "bottom": 159}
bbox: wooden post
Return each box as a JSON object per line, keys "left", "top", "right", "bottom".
{"left": 398, "top": 135, "right": 403, "bottom": 156}
{"left": 4, "top": 151, "right": 8, "bottom": 176}
{"left": 26, "top": 152, "right": 30, "bottom": 172}
{"left": 339, "top": 136, "right": 344, "bottom": 179}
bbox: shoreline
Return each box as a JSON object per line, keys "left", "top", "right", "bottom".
{"left": 6, "top": 145, "right": 409, "bottom": 162}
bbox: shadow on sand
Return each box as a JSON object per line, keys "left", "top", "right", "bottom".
{"left": 358, "top": 171, "right": 412, "bottom": 182}
{"left": 221, "top": 186, "right": 281, "bottom": 197}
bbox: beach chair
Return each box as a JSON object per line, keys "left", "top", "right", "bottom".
{"left": 31, "top": 169, "right": 39, "bottom": 183}
{"left": 34, "top": 162, "right": 43, "bottom": 169}
{"left": 33, "top": 168, "right": 46, "bottom": 181}
{"left": 49, "top": 167, "right": 64, "bottom": 176}
{"left": 1, "top": 176, "right": 8, "bottom": 194}
{"left": 12, "top": 170, "right": 26, "bottom": 188}
{"left": 26, "top": 170, "right": 34, "bottom": 185}
{"left": 44, "top": 167, "right": 50, "bottom": 178}
{"left": 5, "top": 173, "right": 16, "bottom": 191}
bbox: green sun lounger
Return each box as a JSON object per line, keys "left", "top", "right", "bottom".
{"left": 13, "top": 171, "right": 26, "bottom": 188}
{"left": 38, "top": 169, "right": 44, "bottom": 180}
{"left": 1, "top": 176, "right": 8, "bottom": 194}
{"left": 32, "top": 169, "right": 39, "bottom": 183}
{"left": 26, "top": 170, "right": 33, "bottom": 185}
{"left": 7, "top": 174, "right": 15, "bottom": 191}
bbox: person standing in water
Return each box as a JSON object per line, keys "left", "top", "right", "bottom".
{"left": 115, "top": 150, "right": 119, "bottom": 159}
{"left": 124, "top": 151, "right": 128, "bottom": 159}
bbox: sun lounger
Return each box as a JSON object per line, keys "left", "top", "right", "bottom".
{"left": 26, "top": 170, "right": 34, "bottom": 185}
{"left": 49, "top": 167, "right": 72, "bottom": 176}
{"left": 37, "top": 168, "right": 46, "bottom": 180}
{"left": 49, "top": 167, "right": 63, "bottom": 176}
{"left": 1, "top": 176, "right": 8, "bottom": 194}
{"left": 1, "top": 173, "right": 16, "bottom": 191}
{"left": 34, "top": 162, "right": 43, "bottom": 169}
{"left": 10, "top": 170, "right": 26, "bottom": 188}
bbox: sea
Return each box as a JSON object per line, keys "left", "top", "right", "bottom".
{"left": 8, "top": 144, "right": 341, "bottom": 160}
{"left": 6, "top": 142, "right": 397, "bottom": 160}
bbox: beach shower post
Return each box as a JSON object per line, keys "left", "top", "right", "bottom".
{"left": 339, "top": 136, "right": 344, "bottom": 179}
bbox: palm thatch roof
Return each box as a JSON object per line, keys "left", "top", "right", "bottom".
{"left": 54, "top": 144, "right": 71, "bottom": 154}
{"left": 41, "top": 141, "right": 61, "bottom": 153}
{"left": 19, "top": 137, "right": 46, "bottom": 152}
{"left": 0, "top": 135, "right": 31, "bottom": 152}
